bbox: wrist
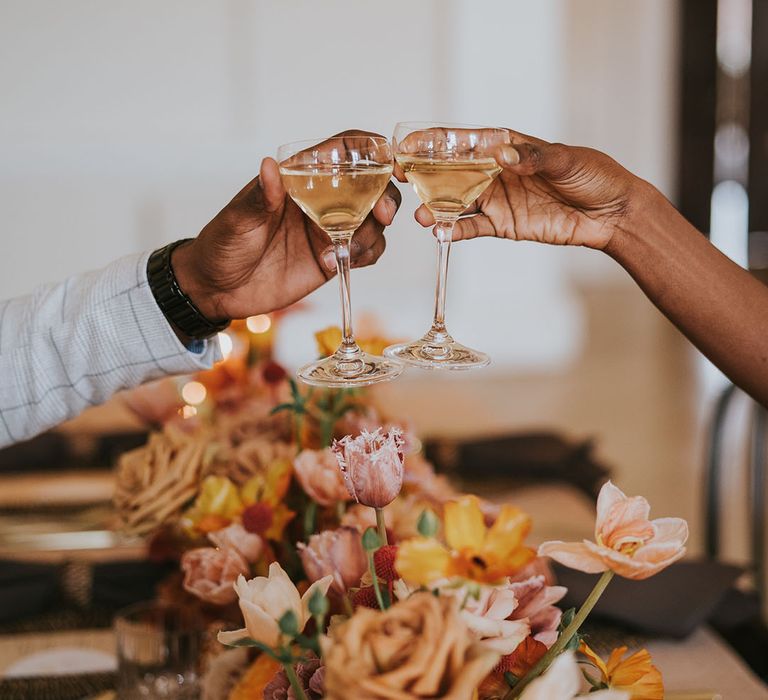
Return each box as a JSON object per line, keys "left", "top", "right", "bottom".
{"left": 602, "top": 179, "right": 669, "bottom": 262}
{"left": 171, "top": 240, "right": 227, "bottom": 323}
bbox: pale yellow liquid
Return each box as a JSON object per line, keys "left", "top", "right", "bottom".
{"left": 397, "top": 155, "right": 501, "bottom": 218}
{"left": 280, "top": 163, "right": 393, "bottom": 236}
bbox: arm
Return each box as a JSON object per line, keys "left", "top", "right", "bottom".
{"left": 0, "top": 253, "right": 218, "bottom": 447}
{"left": 606, "top": 182, "right": 768, "bottom": 405}
{"left": 405, "top": 130, "right": 768, "bottom": 407}
{"left": 0, "top": 134, "right": 401, "bottom": 447}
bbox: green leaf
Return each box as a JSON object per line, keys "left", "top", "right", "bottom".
{"left": 308, "top": 588, "right": 329, "bottom": 617}
{"left": 362, "top": 526, "right": 382, "bottom": 552}
{"left": 563, "top": 630, "right": 583, "bottom": 652}
{"left": 278, "top": 610, "right": 300, "bottom": 638}
{"left": 289, "top": 379, "right": 301, "bottom": 401}
{"left": 221, "top": 638, "right": 283, "bottom": 662}
{"left": 504, "top": 672, "right": 519, "bottom": 688}
{"left": 271, "top": 403, "right": 295, "bottom": 415}
{"left": 417, "top": 508, "right": 440, "bottom": 538}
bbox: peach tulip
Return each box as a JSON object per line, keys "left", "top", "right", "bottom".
{"left": 181, "top": 546, "right": 249, "bottom": 605}
{"left": 538, "top": 481, "right": 688, "bottom": 580}
{"left": 217, "top": 562, "right": 332, "bottom": 648}
{"left": 294, "top": 448, "right": 351, "bottom": 506}
{"left": 209, "top": 523, "right": 263, "bottom": 563}
{"left": 297, "top": 527, "right": 368, "bottom": 595}
{"left": 332, "top": 428, "right": 404, "bottom": 508}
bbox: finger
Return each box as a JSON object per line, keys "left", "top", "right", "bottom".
{"left": 394, "top": 160, "right": 407, "bottom": 182}
{"left": 372, "top": 181, "right": 402, "bottom": 226}
{"left": 494, "top": 141, "right": 576, "bottom": 181}
{"left": 451, "top": 214, "right": 497, "bottom": 241}
{"left": 415, "top": 205, "right": 435, "bottom": 227}
{"left": 351, "top": 232, "right": 386, "bottom": 269}
{"left": 259, "top": 157, "right": 285, "bottom": 212}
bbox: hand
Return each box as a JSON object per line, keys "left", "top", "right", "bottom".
{"left": 172, "top": 131, "right": 401, "bottom": 322}
{"left": 404, "top": 130, "right": 642, "bottom": 250}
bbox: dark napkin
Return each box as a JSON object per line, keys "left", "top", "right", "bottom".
{"left": 554, "top": 559, "right": 743, "bottom": 638}
{"left": 0, "top": 559, "right": 172, "bottom": 623}
{"left": 424, "top": 431, "right": 611, "bottom": 499}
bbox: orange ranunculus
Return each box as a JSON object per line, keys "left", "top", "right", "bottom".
{"left": 228, "top": 653, "right": 282, "bottom": 700}
{"left": 580, "top": 642, "right": 664, "bottom": 700}
{"left": 538, "top": 481, "right": 688, "bottom": 580}
{"left": 395, "top": 495, "right": 535, "bottom": 585}
{"left": 315, "top": 326, "right": 395, "bottom": 358}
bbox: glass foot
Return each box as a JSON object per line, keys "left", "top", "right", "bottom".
{"left": 384, "top": 337, "right": 490, "bottom": 370}
{"left": 297, "top": 351, "right": 404, "bottom": 388}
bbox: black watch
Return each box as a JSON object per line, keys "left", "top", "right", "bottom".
{"left": 147, "top": 239, "right": 230, "bottom": 340}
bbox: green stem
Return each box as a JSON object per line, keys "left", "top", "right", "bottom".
{"left": 294, "top": 413, "right": 304, "bottom": 453}
{"left": 367, "top": 551, "right": 387, "bottom": 610}
{"left": 335, "top": 500, "right": 346, "bottom": 522}
{"left": 505, "top": 570, "right": 615, "bottom": 700}
{"left": 283, "top": 662, "right": 309, "bottom": 700}
{"left": 375, "top": 507, "right": 388, "bottom": 545}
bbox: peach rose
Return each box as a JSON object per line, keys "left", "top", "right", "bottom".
{"left": 181, "top": 546, "right": 248, "bottom": 605}
{"left": 538, "top": 481, "right": 688, "bottom": 580}
{"left": 293, "top": 449, "right": 351, "bottom": 506}
{"left": 323, "top": 592, "right": 500, "bottom": 700}
{"left": 297, "top": 527, "right": 368, "bottom": 595}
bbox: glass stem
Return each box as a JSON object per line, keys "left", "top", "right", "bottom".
{"left": 431, "top": 220, "right": 454, "bottom": 340}
{"left": 334, "top": 235, "right": 360, "bottom": 357}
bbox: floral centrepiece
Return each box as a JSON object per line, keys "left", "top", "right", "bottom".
{"left": 113, "top": 324, "right": 689, "bottom": 700}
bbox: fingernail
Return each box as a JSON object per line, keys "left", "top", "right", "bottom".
{"left": 322, "top": 249, "right": 336, "bottom": 271}
{"left": 385, "top": 195, "right": 399, "bottom": 220}
{"left": 499, "top": 145, "right": 520, "bottom": 166}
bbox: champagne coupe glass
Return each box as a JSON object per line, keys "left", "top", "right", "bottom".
{"left": 385, "top": 122, "right": 510, "bottom": 370}
{"left": 278, "top": 135, "right": 403, "bottom": 387}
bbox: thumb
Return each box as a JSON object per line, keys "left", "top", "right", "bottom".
{"left": 259, "top": 157, "right": 286, "bottom": 212}
{"left": 495, "top": 142, "right": 576, "bottom": 181}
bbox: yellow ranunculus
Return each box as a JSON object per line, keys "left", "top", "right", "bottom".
{"left": 395, "top": 495, "right": 535, "bottom": 586}
{"left": 241, "top": 459, "right": 292, "bottom": 506}
{"left": 580, "top": 642, "right": 664, "bottom": 700}
{"left": 182, "top": 475, "right": 243, "bottom": 533}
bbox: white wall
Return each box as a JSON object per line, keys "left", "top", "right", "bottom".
{"left": 0, "top": 0, "right": 679, "bottom": 371}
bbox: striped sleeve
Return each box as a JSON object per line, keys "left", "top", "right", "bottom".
{"left": 0, "top": 251, "right": 220, "bottom": 447}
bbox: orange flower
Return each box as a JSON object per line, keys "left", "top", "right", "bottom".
{"left": 228, "top": 654, "right": 282, "bottom": 700}
{"left": 315, "top": 326, "right": 394, "bottom": 358}
{"left": 395, "top": 495, "right": 535, "bottom": 585}
{"left": 580, "top": 642, "right": 664, "bottom": 700}
{"left": 538, "top": 481, "right": 688, "bottom": 580}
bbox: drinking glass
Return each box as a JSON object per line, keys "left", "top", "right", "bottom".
{"left": 278, "top": 135, "right": 403, "bottom": 387}
{"left": 385, "top": 122, "right": 510, "bottom": 369}
{"left": 115, "top": 602, "right": 204, "bottom": 699}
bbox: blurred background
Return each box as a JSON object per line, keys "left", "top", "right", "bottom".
{"left": 0, "top": 0, "right": 764, "bottom": 610}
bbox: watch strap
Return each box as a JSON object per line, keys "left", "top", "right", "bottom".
{"left": 147, "top": 240, "right": 230, "bottom": 340}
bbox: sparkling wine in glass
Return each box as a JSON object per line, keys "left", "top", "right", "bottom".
{"left": 278, "top": 135, "right": 403, "bottom": 387}
{"left": 385, "top": 122, "right": 510, "bottom": 370}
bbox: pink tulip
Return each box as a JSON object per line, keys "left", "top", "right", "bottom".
{"left": 294, "top": 448, "right": 352, "bottom": 506}
{"left": 297, "top": 527, "right": 368, "bottom": 595}
{"left": 508, "top": 575, "right": 567, "bottom": 648}
{"left": 332, "top": 428, "right": 404, "bottom": 508}
{"left": 208, "top": 523, "right": 263, "bottom": 564}
{"left": 181, "top": 546, "right": 249, "bottom": 605}
{"left": 538, "top": 481, "right": 688, "bottom": 580}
